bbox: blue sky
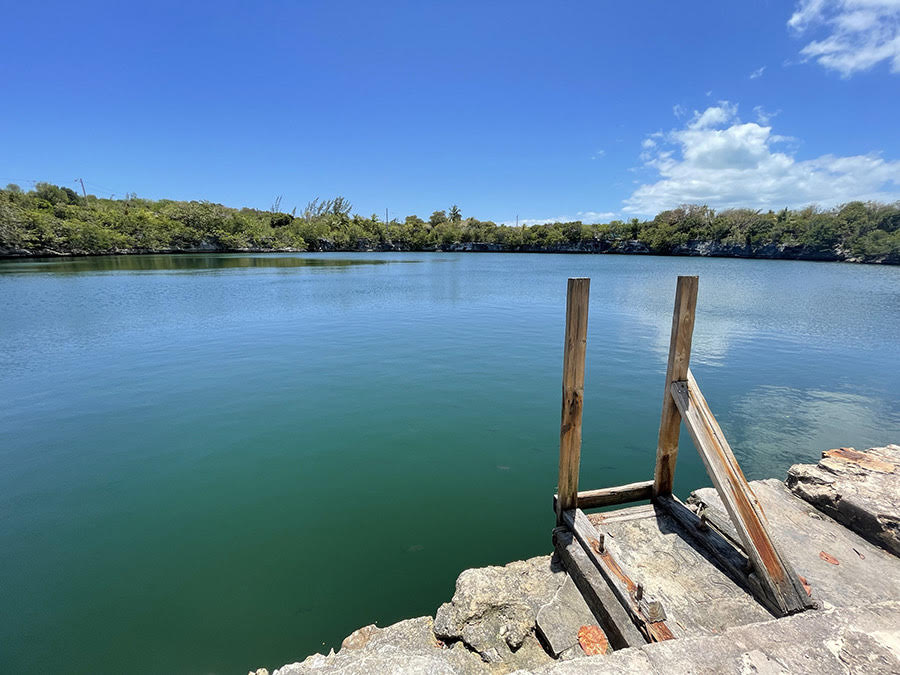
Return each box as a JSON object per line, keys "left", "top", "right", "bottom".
{"left": 2, "top": 1, "right": 899, "bottom": 223}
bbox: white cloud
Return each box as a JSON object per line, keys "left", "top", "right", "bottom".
{"left": 502, "top": 211, "right": 617, "bottom": 226}
{"left": 752, "top": 105, "right": 779, "bottom": 125}
{"left": 672, "top": 104, "right": 687, "bottom": 118}
{"left": 591, "top": 149, "right": 605, "bottom": 159}
{"left": 750, "top": 65, "right": 767, "bottom": 79}
{"left": 577, "top": 210, "right": 617, "bottom": 222}
{"left": 623, "top": 101, "right": 900, "bottom": 214}
{"left": 788, "top": 0, "right": 900, "bottom": 76}
{"left": 688, "top": 102, "right": 739, "bottom": 129}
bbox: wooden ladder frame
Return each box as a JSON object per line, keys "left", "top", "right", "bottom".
{"left": 553, "top": 276, "right": 815, "bottom": 621}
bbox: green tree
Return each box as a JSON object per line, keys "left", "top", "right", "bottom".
{"left": 1, "top": 182, "right": 898, "bottom": 262}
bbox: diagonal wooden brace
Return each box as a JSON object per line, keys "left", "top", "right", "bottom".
{"left": 670, "top": 370, "right": 816, "bottom": 615}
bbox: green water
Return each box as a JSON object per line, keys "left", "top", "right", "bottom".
{"left": 1, "top": 253, "right": 898, "bottom": 673}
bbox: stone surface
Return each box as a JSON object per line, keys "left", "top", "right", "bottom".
{"left": 690, "top": 478, "right": 900, "bottom": 609}
{"left": 587, "top": 502, "right": 771, "bottom": 638}
{"left": 265, "top": 447, "right": 900, "bottom": 674}
{"left": 787, "top": 445, "right": 900, "bottom": 556}
{"left": 340, "top": 624, "right": 379, "bottom": 651}
{"left": 433, "top": 555, "right": 564, "bottom": 669}
{"left": 524, "top": 600, "right": 900, "bottom": 674}
{"left": 535, "top": 575, "right": 597, "bottom": 657}
{"left": 272, "top": 617, "right": 488, "bottom": 674}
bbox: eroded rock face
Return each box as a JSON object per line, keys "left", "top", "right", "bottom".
{"left": 340, "top": 624, "right": 379, "bottom": 651}
{"left": 433, "top": 555, "right": 566, "bottom": 670}
{"left": 787, "top": 445, "right": 900, "bottom": 556}
{"left": 272, "top": 616, "right": 487, "bottom": 675}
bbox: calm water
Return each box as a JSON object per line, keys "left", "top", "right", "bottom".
{"left": 1, "top": 253, "right": 898, "bottom": 673}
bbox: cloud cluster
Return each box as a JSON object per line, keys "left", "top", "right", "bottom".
{"left": 623, "top": 102, "right": 900, "bottom": 215}
{"left": 788, "top": 0, "right": 900, "bottom": 76}
{"left": 503, "top": 210, "right": 617, "bottom": 226}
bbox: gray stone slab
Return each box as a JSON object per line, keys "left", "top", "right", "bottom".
{"left": 536, "top": 575, "right": 598, "bottom": 657}
{"left": 525, "top": 600, "right": 900, "bottom": 674}
{"left": 787, "top": 444, "right": 900, "bottom": 556}
{"left": 691, "top": 478, "right": 900, "bottom": 608}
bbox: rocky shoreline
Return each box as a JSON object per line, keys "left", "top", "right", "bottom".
{"left": 252, "top": 444, "right": 900, "bottom": 674}
{"left": 1, "top": 238, "right": 897, "bottom": 264}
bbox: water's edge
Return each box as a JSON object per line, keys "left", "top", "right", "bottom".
{"left": 259, "top": 444, "right": 900, "bottom": 675}
{"left": 1, "top": 238, "right": 897, "bottom": 264}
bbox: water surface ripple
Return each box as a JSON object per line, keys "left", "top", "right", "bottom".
{"left": 1, "top": 253, "right": 898, "bottom": 673}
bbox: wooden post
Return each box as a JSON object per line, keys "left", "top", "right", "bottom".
{"left": 653, "top": 276, "right": 698, "bottom": 497}
{"left": 557, "top": 278, "right": 590, "bottom": 524}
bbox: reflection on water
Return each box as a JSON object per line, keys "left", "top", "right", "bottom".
{"left": 0, "top": 253, "right": 418, "bottom": 275}
{"left": 0, "top": 252, "right": 898, "bottom": 675}
{"left": 727, "top": 385, "right": 898, "bottom": 480}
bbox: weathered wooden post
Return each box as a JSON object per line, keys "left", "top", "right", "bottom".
{"left": 552, "top": 274, "right": 814, "bottom": 626}
{"left": 556, "top": 278, "right": 590, "bottom": 525}
{"left": 653, "top": 275, "right": 698, "bottom": 498}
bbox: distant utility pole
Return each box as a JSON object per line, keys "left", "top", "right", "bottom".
{"left": 76, "top": 178, "right": 86, "bottom": 198}
{"left": 516, "top": 214, "right": 519, "bottom": 228}
{"left": 385, "top": 208, "right": 389, "bottom": 225}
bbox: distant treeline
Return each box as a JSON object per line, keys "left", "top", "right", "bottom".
{"left": 1, "top": 182, "right": 898, "bottom": 263}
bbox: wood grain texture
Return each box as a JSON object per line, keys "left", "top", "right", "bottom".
{"left": 552, "top": 526, "right": 646, "bottom": 649}
{"left": 563, "top": 509, "right": 677, "bottom": 643}
{"left": 692, "top": 478, "right": 900, "bottom": 611}
{"left": 653, "top": 276, "right": 698, "bottom": 497}
{"left": 590, "top": 502, "right": 773, "bottom": 637}
{"left": 554, "top": 480, "right": 655, "bottom": 511}
{"left": 557, "top": 278, "right": 590, "bottom": 524}
{"left": 670, "top": 372, "right": 814, "bottom": 615}
{"left": 655, "top": 494, "right": 776, "bottom": 615}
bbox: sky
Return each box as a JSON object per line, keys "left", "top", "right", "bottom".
{"left": 2, "top": 0, "right": 899, "bottom": 223}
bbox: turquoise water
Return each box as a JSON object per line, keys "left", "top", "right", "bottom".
{"left": 1, "top": 253, "right": 898, "bottom": 673}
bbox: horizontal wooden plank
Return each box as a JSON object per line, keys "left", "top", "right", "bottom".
{"left": 552, "top": 526, "right": 646, "bottom": 649}
{"left": 553, "top": 480, "right": 654, "bottom": 513}
{"left": 576, "top": 480, "right": 654, "bottom": 509}
{"left": 588, "top": 503, "right": 658, "bottom": 525}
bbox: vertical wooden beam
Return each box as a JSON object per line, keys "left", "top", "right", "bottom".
{"left": 556, "top": 278, "right": 590, "bottom": 524}
{"left": 653, "top": 275, "right": 698, "bottom": 497}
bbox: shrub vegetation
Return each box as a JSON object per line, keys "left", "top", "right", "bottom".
{"left": 2, "top": 184, "right": 898, "bottom": 262}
